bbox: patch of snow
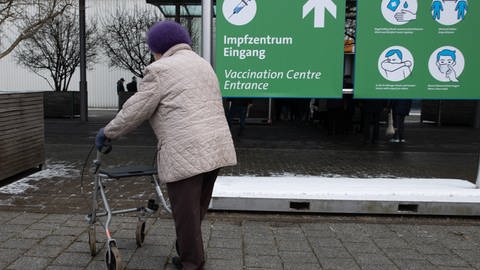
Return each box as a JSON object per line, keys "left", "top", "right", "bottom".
{"left": 0, "top": 199, "right": 13, "bottom": 206}
{"left": 251, "top": 172, "right": 399, "bottom": 178}
{"left": 0, "top": 161, "right": 79, "bottom": 195}
{"left": 213, "top": 176, "right": 480, "bottom": 203}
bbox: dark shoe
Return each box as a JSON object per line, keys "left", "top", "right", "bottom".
{"left": 172, "top": 256, "right": 182, "bottom": 269}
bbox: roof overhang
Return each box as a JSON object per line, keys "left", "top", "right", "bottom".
{"left": 146, "top": 0, "right": 216, "bottom": 18}
{"left": 147, "top": 0, "right": 216, "bottom": 4}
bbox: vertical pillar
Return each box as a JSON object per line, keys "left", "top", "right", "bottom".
{"left": 474, "top": 101, "right": 480, "bottom": 129}
{"left": 175, "top": 4, "right": 180, "bottom": 23}
{"left": 79, "top": 0, "right": 88, "bottom": 122}
{"left": 202, "top": 0, "right": 212, "bottom": 63}
{"left": 268, "top": 98, "right": 272, "bottom": 124}
{"left": 476, "top": 154, "right": 480, "bottom": 188}
{"left": 437, "top": 101, "right": 442, "bottom": 127}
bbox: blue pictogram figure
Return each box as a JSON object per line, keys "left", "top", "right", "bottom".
{"left": 431, "top": 0, "right": 443, "bottom": 20}
{"left": 386, "top": 49, "right": 403, "bottom": 60}
{"left": 387, "top": 0, "right": 401, "bottom": 12}
{"left": 229, "top": 0, "right": 252, "bottom": 18}
{"left": 436, "top": 49, "right": 458, "bottom": 82}
{"left": 455, "top": 0, "right": 468, "bottom": 20}
{"left": 381, "top": 49, "right": 412, "bottom": 80}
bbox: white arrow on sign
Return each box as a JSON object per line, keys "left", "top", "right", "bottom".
{"left": 302, "top": 0, "right": 337, "bottom": 28}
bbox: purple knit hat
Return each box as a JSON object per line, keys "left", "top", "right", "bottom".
{"left": 147, "top": 21, "right": 191, "bottom": 54}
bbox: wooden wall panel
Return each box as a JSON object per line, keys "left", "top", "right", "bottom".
{"left": 0, "top": 92, "right": 45, "bottom": 181}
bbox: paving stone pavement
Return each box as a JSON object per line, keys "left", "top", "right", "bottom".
{"left": 1, "top": 110, "right": 480, "bottom": 269}
{"left": 2, "top": 211, "right": 480, "bottom": 270}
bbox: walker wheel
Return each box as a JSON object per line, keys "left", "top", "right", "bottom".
{"left": 136, "top": 220, "right": 146, "bottom": 247}
{"left": 105, "top": 243, "right": 122, "bottom": 270}
{"left": 88, "top": 225, "right": 96, "bottom": 256}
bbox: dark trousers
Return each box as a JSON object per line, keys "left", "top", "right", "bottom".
{"left": 227, "top": 104, "right": 248, "bottom": 130}
{"left": 363, "top": 111, "right": 380, "bottom": 143}
{"left": 167, "top": 169, "right": 219, "bottom": 270}
{"left": 393, "top": 114, "right": 406, "bottom": 140}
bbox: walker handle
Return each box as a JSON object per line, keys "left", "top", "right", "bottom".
{"left": 100, "top": 139, "right": 112, "bottom": 154}
{"left": 93, "top": 140, "right": 112, "bottom": 173}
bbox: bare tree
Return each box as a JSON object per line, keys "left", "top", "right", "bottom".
{"left": 14, "top": 9, "right": 98, "bottom": 92}
{"left": 100, "top": 6, "right": 161, "bottom": 78}
{"left": 345, "top": 1, "right": 356, "bottom": 41}
{"left": 180, "top": 17, "right": 201, "bottom": 53}
{"left": 0, "top": 0, "right": 73, "bottom": 60}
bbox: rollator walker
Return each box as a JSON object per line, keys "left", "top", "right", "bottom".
{"left": 85, "top": 146, "right": 171, "bottom": 270}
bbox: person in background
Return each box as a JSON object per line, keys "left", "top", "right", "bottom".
{"left": 116, "top": 78, "right": 125, "bottom": 94}
{"left": 95, "top": 21, "right": 237, "bottom": 270}
{"left": 126, "top": 77, "right": 138, "bottom": 92}
{"left": 309, "top": 98, "right": 328, "bottom": 126}
{"left": 227, "top": 98, "right": 253, "bottom": 137}
{"left": 291, "top": 98, "right": 310, "bottom": 123}
{"left": 361, "top": 99, "right": 387, "bottom": 144}
{"left": 326, "top": 98, "right": 344, "bottom": 135}
{"left": 389, "top": 99, "right": 412, "bottom": 143}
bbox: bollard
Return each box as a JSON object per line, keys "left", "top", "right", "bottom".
{"left": 476, "top": 154, "right": 480, "bottom": 188}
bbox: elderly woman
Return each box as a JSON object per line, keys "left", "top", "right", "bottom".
{"left": 95, "top": 21, "right": 237, "bottom": 270}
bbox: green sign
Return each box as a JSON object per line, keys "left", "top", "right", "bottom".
{"left": 355, "top": 0, "right": 478, "bottom": 99}
{"left": 216, "top": 0, "right": 346, "bottom": 98}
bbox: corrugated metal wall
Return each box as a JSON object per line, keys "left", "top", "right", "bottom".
{"left": 0, "top": 0, "right": 161, "bottom": 108}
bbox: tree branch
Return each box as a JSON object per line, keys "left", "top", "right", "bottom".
{"left": 0, "top": 0, "right": 72, "bottom": 59}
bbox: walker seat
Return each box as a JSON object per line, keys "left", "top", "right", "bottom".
{"left": 99, "top": 166, "right": 157, "bottom": 178}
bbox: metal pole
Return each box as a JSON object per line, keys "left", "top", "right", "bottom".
{"left": 473, "top": 101, "right": 480, "bottom": 129}
{"left": 79, "top": 0, "right": 88, "bottom": 122}
{"left": 437, "top": 100, "right": 442, "bottom": 127}
{"left": 175, "top": 4, "right": 180, "bottom": 23}
{"left": 202, "top": 0, "right": 212, "bottom": 63}
{"left": 476, "top": 154, "right": 480, "bottom": 188}
{"left": 268, "top": 98, "right": 272, "bottom": 124}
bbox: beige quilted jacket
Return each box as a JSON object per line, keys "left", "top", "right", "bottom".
{"left": 104, "top": 44, "right": 237, "bottom": 183}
